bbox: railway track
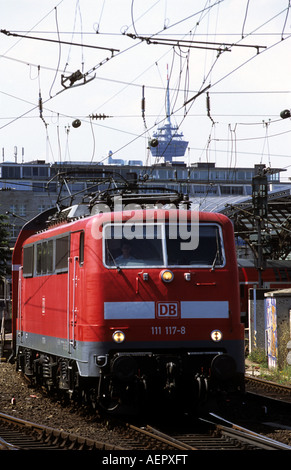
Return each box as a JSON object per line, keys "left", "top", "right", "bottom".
{"left": 1, "top": 408, "right": 290, "bottom": 451}
{"left": 113, "top": 415, "right": 291, "bottom": 450}
{"left": 245, "top": 375, "right": 291, "bottom": 400}
{"left": 0, "top": 412, "right": 123, "bottom": 450}
{"left": 1, "top": 362, "right": 290, "bottom": 451}
{"left": 0, "top": 408, "right": 288, "bottom": 451}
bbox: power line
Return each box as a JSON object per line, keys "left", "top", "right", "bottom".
{"left": 127, "top": 33, "right": 266, "bottom": 53}
{"left": 2, "top": 1, "right": 291, "bottom": 169}
{"left": 0, "top": 29, "right": 120, "bottom": 53}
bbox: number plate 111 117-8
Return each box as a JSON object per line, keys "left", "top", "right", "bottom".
{"left": 151, "top": 326, "right": 186, "bottom": 335}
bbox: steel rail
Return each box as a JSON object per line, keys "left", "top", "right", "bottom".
{"left": 245, "top": 375, "right": 291, "bottom": 394}
{"left": 0, "top": 412, "right": 124, "bottom": 450}
{"left": 207, "top": 413, "right": 291, "bottom": 450}
{"left": 129, "top": 417, "right": 291, "bottom": 451}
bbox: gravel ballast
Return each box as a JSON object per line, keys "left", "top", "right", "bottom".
{"left": 0, "top": 361, "right": 120, "bottom": 445}
{"left": 1, "top": 361, "right": 291, "bottom": 449}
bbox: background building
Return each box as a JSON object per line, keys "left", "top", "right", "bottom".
{"left": 0, "top": 159, "right": 284, "bottom": 249}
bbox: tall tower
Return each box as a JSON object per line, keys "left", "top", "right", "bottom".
{"left": 150, "top": 68, "right": 188, "bottom": 163}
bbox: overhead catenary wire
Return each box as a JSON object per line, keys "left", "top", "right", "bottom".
{"left": 0, "top": 29, "right": 120, "bottom": 53}
{"left": 127, "top": 33, "right": 267, "bottom": 53}
{"left": 1, "top": 1, "right": 291, "bottom": 171}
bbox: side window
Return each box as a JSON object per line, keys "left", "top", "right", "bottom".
{"left": 41, "top": 242, "right": 48, "bottom": 274}
{"left": 35, "top": 240, "right": 54, "bottom": 275}
{"left": 79, "top": 231, "right": 84, "bottom": 265}
{"left": 23, "top": 235, "right": 70, "bottom": 277}
{"left": 47, "top": 240, "right": 54, "bottom": 273}
{"left": 23, "top": 245, "right": 34, "bottom": 277}
{"left": 36, "top": 243, "right": 42, "bottom": 275}
{"left": 55, "top": 236, "right": 69, "bottom": 272}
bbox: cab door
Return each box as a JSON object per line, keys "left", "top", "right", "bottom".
{"left": 68, "top": 230, "right": 84, "bottom": 352}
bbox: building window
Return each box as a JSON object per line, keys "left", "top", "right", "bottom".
{"left": 2, "top": 166, "right": 20, "bottom": 178}
{"left": 19, "top": 205, "right": 26, "bottom": 216}
{"left": 22, "top": 167, "right": 32, "bottom": 178}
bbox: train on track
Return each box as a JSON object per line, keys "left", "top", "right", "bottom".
{"left": 11, "top": 170, "right": 245, "bottom": 413}
{"left": 238, "top": 259, "right": 291, "bottom": 320}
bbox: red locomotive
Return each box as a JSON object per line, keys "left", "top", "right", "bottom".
{"left": 238, "top": 259, "right": 291, "bottom": 320}
{"left": 11, "top": 174, "right": 245, "bottom": 413}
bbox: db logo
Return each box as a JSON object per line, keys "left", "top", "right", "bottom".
{"left": 157, "top": 302, "right": 179, "bottom": 318}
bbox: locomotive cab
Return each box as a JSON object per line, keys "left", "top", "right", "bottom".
{"left": 93, "top": 210, "right": 245, "bottom": 412}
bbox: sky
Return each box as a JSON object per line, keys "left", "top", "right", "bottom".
{"left": 1, "top": 0, "right": 291, "bottom": 180}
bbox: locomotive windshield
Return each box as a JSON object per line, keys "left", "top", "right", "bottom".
{"left": 103, "top": 223, "right": 224, "bottom": 268}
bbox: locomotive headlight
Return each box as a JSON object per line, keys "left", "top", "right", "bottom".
{"left": 211, "top": 330, "right": 223, "bottom": 342}
{"left": 112, "top": 330, "right": 125, "bottom": 343}
{"left": 161, "top": 269, "right": 174, "bottom": 283}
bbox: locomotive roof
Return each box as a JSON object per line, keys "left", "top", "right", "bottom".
{"left": 22, "top": 208, "right": 230, "bottom": 245}
{"left": 14, "top": 171, "right": 231, "bottom": 256}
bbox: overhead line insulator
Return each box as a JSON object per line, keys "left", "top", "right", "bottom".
{"left": 89, "top": 114, "right": 111, "bottom": 120}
